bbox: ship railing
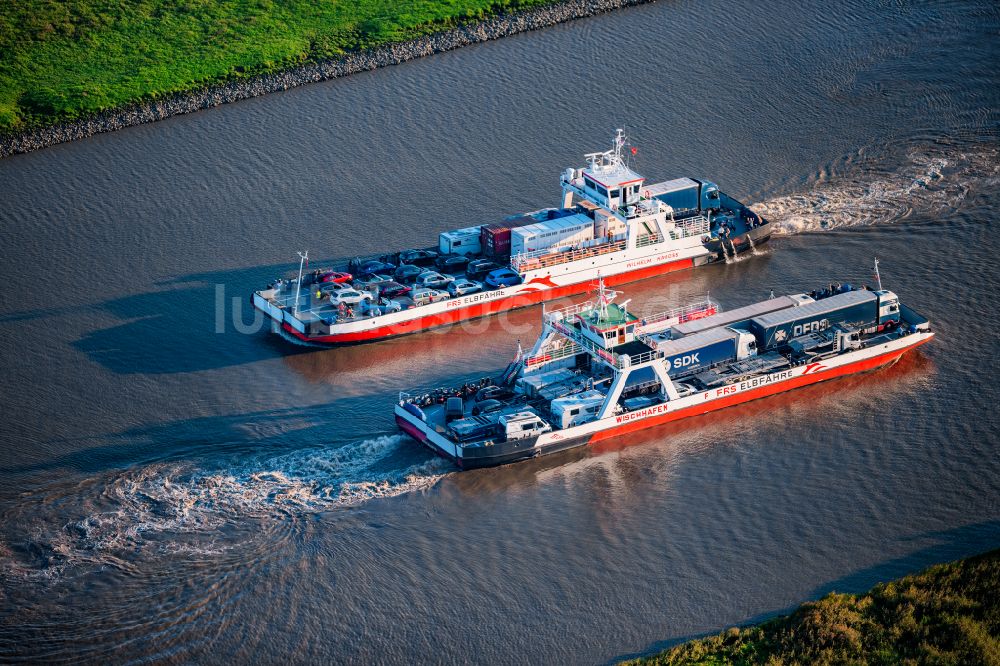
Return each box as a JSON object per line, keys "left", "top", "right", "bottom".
{"left": 510, "top": 216, "right": 711, "bottom": 273}
{"left": 635, "top": 199, "right": 662, "bottom": 216}
{"left": 674, "top": 215, "right": 710, "bottom": 238}
{"left": 522, "top": 340, "right": 582, "bottom": 369}
{"left": 544, "top": 302, "right": 589, "bottom": 321}
{"left": 543, "top": 295, "right": 610, "bottom": 322}
{"left": 511, "top": 238, "right": 628, "bottom": 272}
{"left": 635, "top": 233, "right": 663, "bottom": 248}
{"left": 634, "top": 297, "right": 718, "bottom": 335}
{"left": 614, "top": 348, "right": 661, "bottom": 369}
{"left": 397, "top": 376, "right": 498, "bottom": 406}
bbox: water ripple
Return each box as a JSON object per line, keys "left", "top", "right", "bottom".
{"left": 752, "top": 143, "right": 999, "bottom": 234}
{"left": 0, "top": 435, "right": 448, "bottom": 582}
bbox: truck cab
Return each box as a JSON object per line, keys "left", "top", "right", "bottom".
{"left": 875, "top": 290, "right": 901, "bottom": 326}
{"left": 832, "top": 325, "right": 863, "bottom": 352}
{"left": 500, "top": 412, "right": 553, "bottom": 440}
{"left": 735, "top": 330, "right": 758, "bottom": 360}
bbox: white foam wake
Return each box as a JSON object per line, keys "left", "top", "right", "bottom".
{"left": 751, "top": 145, "right": 999, "bottom": 235}
{"left": 1, "top": 435, "right": 449, "bottom": 579}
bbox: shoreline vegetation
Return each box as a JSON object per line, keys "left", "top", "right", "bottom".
{"left": 0, "top": 0, "right": 651, "bottom": 158}
{"left": 624, "top": 548, "right": 1000, "bottom": 665}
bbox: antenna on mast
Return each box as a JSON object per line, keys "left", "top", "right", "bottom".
{"left": 596, "top": 272, "right": 610, "bottom": 320}
{"left": 874, "top": 257, "right": 883, "bottom": 291}
{"left": 293, "top": 250, "right": 309, "bottom": 316}
{"left": 585, "top": 129, "right": 629, "bottom": 172}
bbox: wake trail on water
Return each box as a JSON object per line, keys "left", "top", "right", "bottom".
{"left": 751, "top": 144, "right": 999, "bottom": 235}
{"left": 1, "top": 435, "right": 449, "bottom": 581}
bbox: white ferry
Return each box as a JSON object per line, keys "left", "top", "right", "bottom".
{"left": 395, "top": 263, "right": 934, "bottom": 469}
{"left": 252, "top": 130, "right": 771, "bottom": 345}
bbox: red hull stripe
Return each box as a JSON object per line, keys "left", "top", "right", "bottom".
{"left": 395, "top": 416, "right": 429, "bottom": 443}
{"left": 589, "top": 337, "right": 932, "bottom": 443}
{"left": 287, "top": 257, "right": 696, "bottom": 343}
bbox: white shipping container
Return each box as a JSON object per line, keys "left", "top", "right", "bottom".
{"left": 511, "top": 214, "right": 594, "bottom": 255}
{"left": 439, "top": 226, "right": 482, "bottom": 256}
{"left": 513, "top": 228, "right": 585, "bottom": 255}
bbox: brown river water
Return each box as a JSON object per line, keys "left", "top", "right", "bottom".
{"left": 1, "top": 0, "right": 998, "bottom": 662}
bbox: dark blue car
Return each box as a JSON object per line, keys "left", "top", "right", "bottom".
{"left": 484, "top": 268, "right": 522, "bottom": 288}
{"left": 354, "top": 260, "right": 396, "bottom": 277}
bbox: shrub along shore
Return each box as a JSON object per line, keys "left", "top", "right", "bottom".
{"left": 624, "top": 548, "right": 1000, "bottom": 665}
{"left": 0, "top": 0, "right": 652, "bottom": 158}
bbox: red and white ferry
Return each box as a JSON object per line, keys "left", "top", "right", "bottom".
{"left": 396, "top": 264, "right": 934, "bottom": 469}
{"left": 253, "top": 130, "right": 770, "bottom": 345}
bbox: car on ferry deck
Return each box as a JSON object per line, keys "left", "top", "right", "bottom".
{"left": 416, "top": 271, "right": 453, "bottom": 289}
{"left": 354, "top": 274, "right": 393, "bottom": 290}
{"left": 375, "top": 280, "right": 411, "bottom": 299}
{"left": 352, "top": 259, "right": 396, "bottom": 277}
{"left": 318, "top": 281, "right": 349, "bottom": 294}
{"left": 484, "top": 268, "right": 523, "bottom": 288}
{"left": 366, "top": 297, "right": 411, "bottom": 315}
{"left": 329, "top": 289, "right": 373, "bottom": 306}
{"left": 411, "top": 288, "right": 449, "bottom": 307}
{"left": 394, "top": 264, "right": 424, "bottom": 284}
{"left": 318, "top": 270, "right": 352, "bottom": 284}
{"left": 448, "top": 279, "right": 482, "bottom": 297}
{"left": 466, "top": 259, "right": 502, "bottom": 281}
{"left": 472, "top": 399, "right": 504, "bottom": 416}
{"left": 475, "top": 385, "right": 514, "bottom": 403}
{"left": 399, "top": 249, "right": 438, "bottom": 267}
{"left": 435, "top": 254, "right": 471, "bottom": 273}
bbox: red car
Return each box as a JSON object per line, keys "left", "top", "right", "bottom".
{"left": 377, "top": 281, "right": 412, "bottom": 299}
{"left": 319, "top": 271, "right": 352, "bottom": 284}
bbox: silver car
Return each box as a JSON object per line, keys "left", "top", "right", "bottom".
{"left": 329, "top": 289, "right": 372, "bottom": 306}
{"left": 354, "top": 274, "right": 392, "bottom": 290}
{"left": 416, "top": 271, "right": 453, "bottom": 289}
{"left": 411, "top": 288, "right": 449, "bottom": 307}
{"left": 447, "top": 279, "right": 482, "bottom": 297}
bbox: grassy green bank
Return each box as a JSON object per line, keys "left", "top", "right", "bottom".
{"left": 0, "top": 0, "right": 557, "bottom": 133}
{"left": 626, "top": 549, "right": 1000, "bottom": 666}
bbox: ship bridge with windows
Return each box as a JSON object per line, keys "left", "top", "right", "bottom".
{"left": 517, "top": 279, "right": 718, "bottom": 417}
